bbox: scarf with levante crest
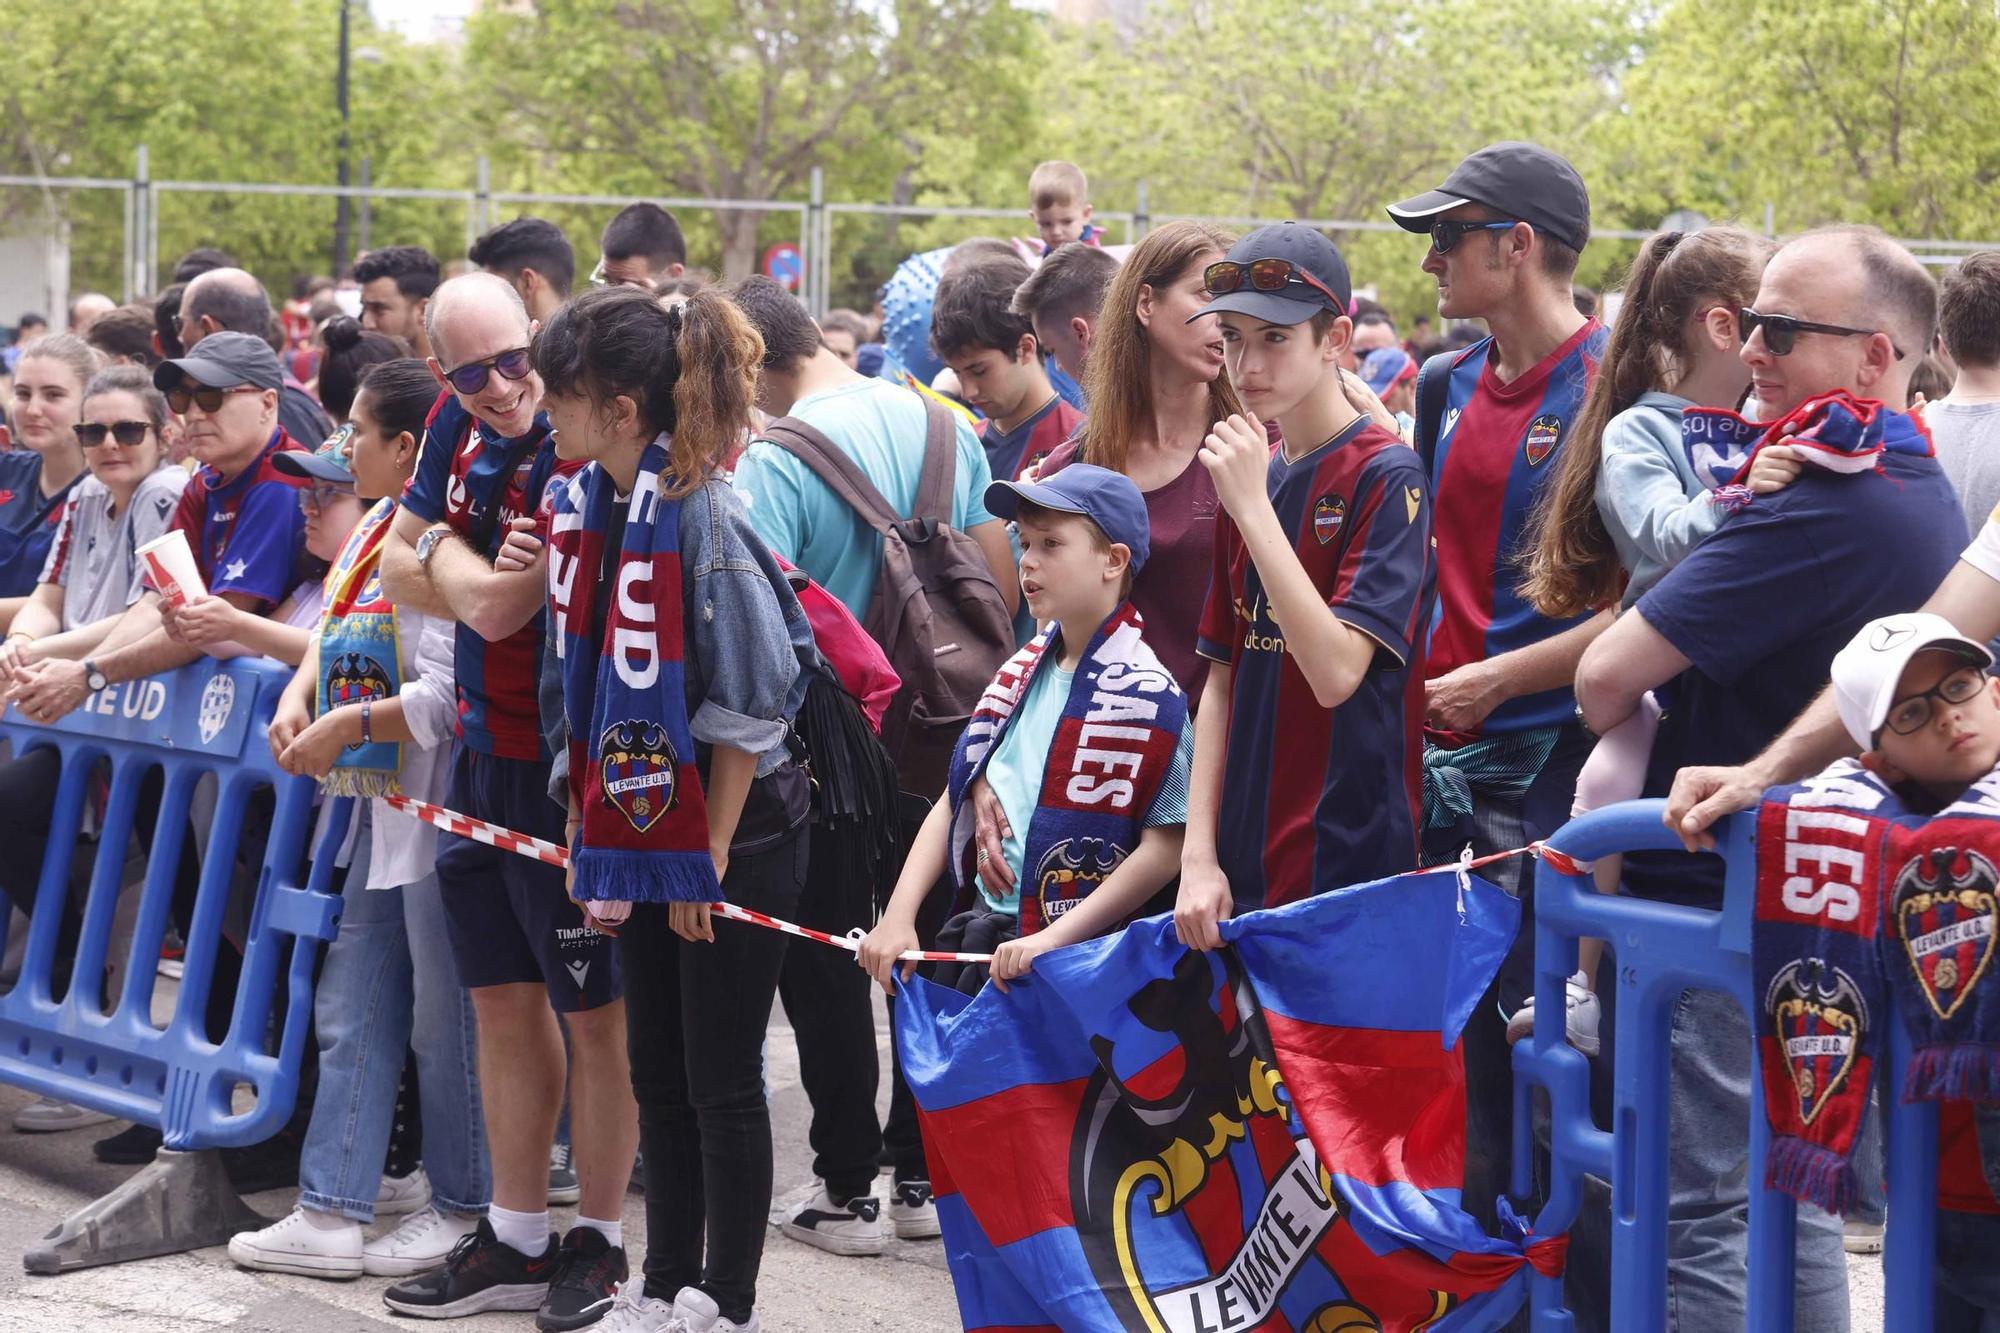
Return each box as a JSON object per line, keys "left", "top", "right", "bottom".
{"left": 546, "top": 435, "right": 716, "bottom": 904}
{"left": 316, "top": 498, "right": 403, "bottom": 796}
{"left": 946, "top": 604, "right": 1187, "bottom": 935}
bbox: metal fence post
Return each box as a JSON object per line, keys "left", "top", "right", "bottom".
{"left": 1134, "top": 179, "right": 1150, "bottom": 240}
{"left": 474, "top": 156, "right": 491, "bottom": 242}
{"left": 137, "top": 145, "right": 155, "bottom": 296}
{"left": 358, "top": 157, "right": 373, "bottom": 255}
{"left": 807, "top": 167, "right": 825, "bottom": 315}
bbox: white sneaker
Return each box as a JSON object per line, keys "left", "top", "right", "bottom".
{"left": 673, "top": 1285, "right": 760, "bottom": 1332}
{"left": 889, "top": 1179, "right": 942, "bottom": 1240}
{"left": 12, "top": 1097, "right": 115, "bottom": 1134}
{"left": 594, "top": 1278, "right": 686, "bottom": 1332}
{"left": 227, "top": 1206, "right": 364, "bottom": 1279}
{"left": 1505, "top": 971, "right": 1602, "bottom": 1057}
{"left": 376, "top": 1166, "right": 431, "bottom": 1218}
{"left": 363, "top": 1204, "right": 479, "bottom": 1277}
{"left": 779, "top": 1184, "right": 887, "bottom": 1257}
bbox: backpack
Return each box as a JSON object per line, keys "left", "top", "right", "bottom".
{"left": 1411, "top": 349, "right": 1458, "bottom": 479}
{"left": 760, "top": 398, "right": 1015, "bottom": 794}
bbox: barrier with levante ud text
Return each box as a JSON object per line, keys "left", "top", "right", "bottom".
{"left": 0, "top": 658, "right": 347, "bottom": 1273}
{"left": 1522, "top": 800, "right": 1934, "bottom": 1330}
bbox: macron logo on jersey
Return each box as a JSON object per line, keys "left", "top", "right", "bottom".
{"left": 1441, "top": 408, "right": 1461, "bottom": 443}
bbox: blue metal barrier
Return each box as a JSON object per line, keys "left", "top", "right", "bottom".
{"left": 1519, "top": 799, "right": 1937, "bottom": 1330}
{"left": 0, "top": 658, "right": 347, "bottom": 1270}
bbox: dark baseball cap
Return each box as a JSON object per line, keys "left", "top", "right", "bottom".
{"left": 1388, "top": 141, "right": 1592, "bottom": 254}
{"left": 1189, "top": 223, "right": 1352, "bottom": 328}
{"left": 272, "top": 421, "right": 358, "bottom": 486}
{"left": 986, "top": 463, "right": 1151, "bottom": 571}
{"left": 152, "top": 330, "right": 283, "bottom": 394}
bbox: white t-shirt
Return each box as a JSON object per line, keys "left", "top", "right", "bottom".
{"left": 40, "top": 469, "right": 188, "bottom": 631}
{"left": 1961, "top": 502, "right": 2000, "bottom": 586}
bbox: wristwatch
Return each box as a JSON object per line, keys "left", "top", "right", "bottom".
{"left": 414, "top": 525, "right": 449, "bottom": 572}
{"left": 83, "top": 658, "right": 107, "bottom": 693}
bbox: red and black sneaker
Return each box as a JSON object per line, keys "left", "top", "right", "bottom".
{"left": 382, "top": 1219, "right": 559, "bottom": 1319}
{"left": 537, "top": 1227, "right": 629, "bottom": 1330}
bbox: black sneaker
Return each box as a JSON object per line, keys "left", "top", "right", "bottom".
{"left": 94, "top": 1123, "right": 162, "bottom": 1165}
{"left": 537, "top": 1227, "right": 628, "bottom": 1330}
{"left": 548, "top": 1139, "right": 581, "bottom": 1206}
{"left": 382, "top": 1219, "right": 559, "bottom": 1319}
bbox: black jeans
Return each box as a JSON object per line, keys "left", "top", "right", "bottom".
{"left": 622, "top": 828, "right": 808, "bottom": 1322}
{"left": 776, "top": 823, "right": 881, "bottom": 1202}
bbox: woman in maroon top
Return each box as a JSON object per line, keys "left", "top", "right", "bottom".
{"left": 1037, "top": 221, "right": 1242, "bottom": 699}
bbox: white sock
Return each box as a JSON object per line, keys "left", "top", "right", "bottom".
{"left": 300, "top": 1206, "right": 357, "bottom": 1233}
{"left": 574, "top": 1214, "right": 623, "bottom": 1248}
{"left": 489, "top": 1202, "right": 550, "bottom": 1256}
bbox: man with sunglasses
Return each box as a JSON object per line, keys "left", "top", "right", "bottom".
{"left": 13, "top": 331, "right": 312, "bottom": 727}
{"left": 1573, "top": 226, "right": 1958, "bottom": 1329}
{"left": 377, "top": 271, "right": 633, "bottom": 1326}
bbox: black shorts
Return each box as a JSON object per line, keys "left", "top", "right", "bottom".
{"left": 437, "top": 748, "right": 622, "bottom": 1012}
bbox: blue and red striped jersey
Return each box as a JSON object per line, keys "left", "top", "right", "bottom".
{"left": 163, "top": 429, "right": 309, "bottom": 609}
{"left": 1197, "top": 418, "right": 1436, "bottom": 910}
{"left": 981, "top": 394, "right": 1083, "bottom": 483}
{"left": 401, "top": 391, "right": 579, "bottom": 761}
{"left": 1424, "top": 320, "right": 1606, "bottom": 741}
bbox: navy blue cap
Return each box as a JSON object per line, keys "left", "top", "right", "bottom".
{"left": 1388, "top": 141, "right": 1591, "bottom": 254}
{"left": 1191, "top": 223, "right": 1353, "bottom": 327}
{"left": 985, "top": 463, "right": 1151, "bottom": 571}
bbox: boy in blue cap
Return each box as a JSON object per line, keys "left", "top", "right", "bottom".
{"left": 859, "top": 464, "right": 1192, "bottom": 992}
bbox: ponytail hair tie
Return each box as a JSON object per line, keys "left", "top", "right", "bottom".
{"left": 666, "top": 301, "right": 686, "bottom": 339}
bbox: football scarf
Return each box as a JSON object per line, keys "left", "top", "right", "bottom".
{"left": 946, "top": 603, "right": 1187, "bottom": 935}
{"left": 1696, "top": 390, "right": 1933, "bottom": 492}
{"left": 315, "top": 498, "right": 403, "bottom": 797}
{"left": 546, "top": 436, "right": 716, "bottom": 905}
{"left": 1881, "top": 768, "right": 2000, "bottom": 1104}
{"left": 897, "top": 867, "right": 1562, "bottom": 1331}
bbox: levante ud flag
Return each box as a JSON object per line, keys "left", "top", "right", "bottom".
{"left": 895, "top": 870, "right": 1566, "bottom": 1333}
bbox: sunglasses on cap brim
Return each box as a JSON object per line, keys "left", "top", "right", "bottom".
{"left": 1203, "top": 258, "right": 1343, "bottom": 310}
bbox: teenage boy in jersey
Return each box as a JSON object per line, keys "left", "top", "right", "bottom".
{"left": 11, "top": 332, "right": 310, "bottom": 721}
{"left": 377, "top": 273, "right": 637, "bottom": 1325}
{"left": 931, "top": 257, "right": 1084, "bottom": 483}
{"left": 1174, "top": 224, "right": 1435, "bottom": 949}
{"left": 1387, "top": 142, "right": 1611, "bottom": 1251}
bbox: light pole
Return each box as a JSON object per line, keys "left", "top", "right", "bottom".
{"left": 333, "top": 0, "right": 353, "bottom": 276}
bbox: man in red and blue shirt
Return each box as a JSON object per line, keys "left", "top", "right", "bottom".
{"left": 1389, "top": 142, "right": 1613, "bottom": 1281}
{"left": 378, "top": 271, "right": 636, "bottom": 1319}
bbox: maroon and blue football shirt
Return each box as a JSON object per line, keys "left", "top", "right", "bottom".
{"left": 1423, "top": 320, "right": 1606, "bottom": 743}
{"left": 401, "top": 391, "right": 579, "bottom": 761}
{"left": 162, "top": 429, "right": 309, "bottom": 610}
{"left": 1197, "top": 418, "right": 1436, "bottom": 911}
{"left": 982, "top": 394, "right": 1084, "bottom": 483}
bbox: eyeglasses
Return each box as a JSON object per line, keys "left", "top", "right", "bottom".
{"left": 1203, "top": 258, "right": 1343, "bottom": 309}
{"left": 1738, "top": 307, "right": 1907, "bottom": 361}
{"left": 166, "top": 383, "right": 263, "bottom": 416}
{"left": 73, "top": 421, "right": 154, "bottom": 449}
{"left": 1884, "top": 664, "right": 1988, "bottom": 736}
{"left": 441, "top": 347, "right": 533, "bottom": 396}
{"left": 297, "top": 482, "right": 357, "bottom": 515}
{"left": 1429, "top": 219, "right": 1524, "bottom": 255}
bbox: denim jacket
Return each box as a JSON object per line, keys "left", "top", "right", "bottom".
{"left": 541, "top": 475, "right": 818, "bottom": 846}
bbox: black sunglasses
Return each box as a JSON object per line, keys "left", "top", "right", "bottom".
{"left": 1884, "top": 664, "right": 1988, "bottom": 737}
{"left": 442, "top": 347, "right": 533, "bottom": 396}
{"left": 73, "top": 421, "right": 154, "bottom": 448}
{"left": 166, "top": 383, "right": 262, "bottom": 415}
{"left": 1738, "top": 307, "right": 1907, "bottom": 361}
{"left": 1204, "top": 258, "right": 1344, "bottom": 309}
{"left": 1430, "top": 219, "right": 1523, "bottom": 254}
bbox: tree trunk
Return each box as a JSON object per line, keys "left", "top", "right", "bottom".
{"left": 718, "top": 208, "right": 764, "bottom": 281}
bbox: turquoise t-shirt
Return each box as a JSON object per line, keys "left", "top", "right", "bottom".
{"left": 733, "top": 378, "right": 997, "bottom": 620}
{"left": 975, "top": 656, "right": 1194, "bottom": 915}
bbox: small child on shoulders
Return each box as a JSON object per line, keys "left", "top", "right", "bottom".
{"left": 1027, "top": 160, "right": 1102, "bottom": 256}
{"left": 858, "top": 464, "right": 1191, "bottom": 994}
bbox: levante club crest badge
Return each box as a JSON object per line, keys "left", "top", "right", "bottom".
{"left": 326, "top": 652, "right": 392, "bottom": 751}
{"left": 1764, "top": 959, "right": 1867, "bottom": 1125}
{"left": 1891, "top": 846, "right": 2000, "bottom": 1020}
{"left": 1524, "top": 414, "right": 1562, "bottom": 467}
{"left": 599, "top": 720, "right": 679, "bottom": 834}
{"left": 1312, "top": 495, "right": 1346, "bottom": 545}
{"left": 1067, "top": 949, "right": 1452, "bottom": 1332}
{"left": 1031, "top": 837, "right": 1127, "bottom": 933}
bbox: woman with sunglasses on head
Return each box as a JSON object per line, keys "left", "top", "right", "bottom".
{"left": 535, "top": 284, "right": 814, "bottom": 1333}
{"left": 0, "top": 334, "right": 99, "bottom": 633}
{"left": 227, "top": 358, "right": 492, "bottom": 1284}
{"left": 0, "top": 362, "right": 187, "bottom": 1133}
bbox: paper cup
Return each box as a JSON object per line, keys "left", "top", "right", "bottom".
{"left": 137, "top": 529, "right": 208, "bottom": 609}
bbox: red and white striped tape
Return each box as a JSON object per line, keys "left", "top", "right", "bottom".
{"left": 381, "top": 793, "right": 1566, "bottom": 965}
{"left": 382, "top": 793, "right": 993, "bottom": 963}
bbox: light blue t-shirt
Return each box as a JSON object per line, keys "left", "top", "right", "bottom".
{"left": 733, "top": 377, "right": 997, "bottom": 620}
{"left": 974, "top": 658, "right": 1193, "bottom": 915}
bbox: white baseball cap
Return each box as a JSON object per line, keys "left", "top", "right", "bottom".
{"left": 1831, "top": 612, "right": 1994, "bottom": 748}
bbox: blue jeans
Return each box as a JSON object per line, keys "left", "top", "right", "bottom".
{"left": 1665, "top": 988, "right": 1847, "bottom": 1333}
{"left": 298, "top": 813, "right": 490, "bottom": 1221}
{"left": 1937, "top": 1210, "right": 2000, "bottom": 1330}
